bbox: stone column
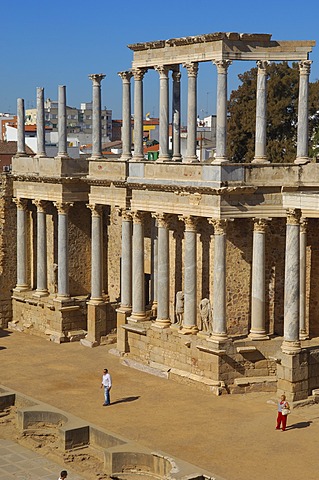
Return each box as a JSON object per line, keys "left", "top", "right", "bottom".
{"left": 151, "top": 227, "right": 158, "bottom": 316}
{"left": 210, "top": 219, "right": 228, "bottom": 341}
{"left": 87, "top": 204, "right": 103, "bottom": 302}
{"left": 119, "top": 210, "right": 133, "bottom": 311}
{"left": 282, "top": 209, "right": 301, "bottom": 354}
{"left": 129, "top": 211, "right": 146, "bottom": 321}
{"left": 180, "top": 215, "right": 198, "bottom": 334}
{"left": 17, "top": 98, "right": 26, "bottom": 156}
{"left": 57, "top": 85, "right": 68, "bottom": 157}
{"left": 153, "top": 213, "right": 170, "bottom": 328}
{"left": 36, "top": 87, "right": 46, "bottom": 157}
{"left": 252, "top": 61, "right": 269, "bottom": 164}
{"left": 54, "top": 202, "right": 73, "bottom": 299}
{"left": 118, "top": 71, "right": 133, "bottom": 161}
{"left": 89, "top": 73, "right": 106, "bottom": 159}
{"left": 249, "top": 218, "right": 269, "bottom": 339}
{"left": 172, "top": 68, "right": 182, "bottom": 161}
{"left": 212, "top": 60, "right": 231, "bottom": 164}
{"left": 300, "top": 218, "right": 308, "bottom": 339}
{"left": 183, "top": 62, "right": 199, "bottom": 163}
{"left": 132, "top": 68, "right": 147, "bottom": 161}
{"left": 295, "top": 61, "right": 312, "bottom": 165}
{"left": 33, "top": 200, "right": 48, "bottom": 296}
{"left": 13, "top": 198, "right": 29, "bottom": 291}
{"left": 155, "top": 65, "right": 170, "bottom": 162}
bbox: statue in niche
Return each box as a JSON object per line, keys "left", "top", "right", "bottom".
{"left": 175, "top": 291, "right": 184, "bottom": 325}
{"left": 199, "top": 298, "right": 212, "bottom": 333}
{"left": 52, "top": 263, "right": 58, "bottom": 294}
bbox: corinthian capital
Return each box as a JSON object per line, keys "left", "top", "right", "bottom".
{"left": 286, "top": 208, "right": 301, "bottom": 225}
{"left": 88, "top": 73, "right": 106, "bottom": 86}
{"left": 87, "top": 203, "right": 103, "bottom": 217}
{"left": 152, "top": 212, "right": 171, "bottom": 229}
{"left": 179, "top": 215, "right": 198, "bottom": 231}
{"left": 132, "top": 68, "right": 148, "bottom": 81}
{"left": 253, "top": 218, "right": 270, "bottom": 233}
{"left": 213, "top": 60, "right": 232, "bottom": 74}
{"left": 118, "top": 71, "right": 133, "bottom": 83}
{"left": 155, "top": 65, "right": 170, "bottom": 78}
{"left": 298, "top": 60, "right": 312, "bottom": 75}
{"left": 32, "top": 200, "right": 49, "bottom": 213}
{"left": 13, "top": 197, "right": 28, "bottom": 211}
{"left": 183, "top": 62, "right": 199, "bottom": 77}
{"left": 54, "top": 202, "right": 73, "bottom": 215}
{"left": 209, "top": 218, "right": 228, "bottom": 235}
{"left": 256, "top": 60, "right": 269, "bottom": 73}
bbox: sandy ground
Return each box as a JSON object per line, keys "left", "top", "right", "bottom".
{"left": 1, "top": 329, "right": 319, "bottom": 480}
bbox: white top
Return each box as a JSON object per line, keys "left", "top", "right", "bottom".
{"left": 102, "top": 372, "right": 112, "bottom": 388}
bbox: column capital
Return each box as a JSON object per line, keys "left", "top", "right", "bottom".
{"left": 213, "top": 60, "right": 232, "bottom": 74}
{"left": 131, "top": 210, "right": 145, "bottom": 224}
{"left": 183, "top": 62, "right": 199, "bottom": 77}
{"left": 300, "top": 217, "right": 308, "bottom": 233}
{"left": 116, "top": 208, "right": 132, "bottom": 221}
{"left": 13, "top": 197, "right": 28, "bottom": 211}
{"left": 155, "top": 65, "right": 170, "bottom": 78}
{"left": 209, "top": 218, "right": 228, "bottom": 235}
{"left": 118, "top": 70, "right": 133, "bottom": 82}
{"left": 298, "top": 60, "right": 312, "bottom": 75}
{"left": 87, "top": 203, "right": 103, "bottom": 217}
{"left": 179, "top": 215, "right": 198, "bottom": 231}
{"left": 88, "top": 73, "right": 106, "bottom": 86}
{"left": 152, "top": 212, "right": 171, "bottom": 228}
{"left": 32, "top": 199, "right": 49, "bottom": 213}
{"left": 253, "top": 217, "right": 270, "bottom": 233}
{"left": 54, "top": 202, "right": 73, "bottom": 215}
{"left": 256, "top": 60, "right": 269, "bottom": 73}
{"left": 286, "top": 208, "right": 301, "bottom": 225}
{"left": 172, "top": 69, "right": 181, "bottom": 82}
{"left": 132, "top": 68, "right": 148, "bottom": 81}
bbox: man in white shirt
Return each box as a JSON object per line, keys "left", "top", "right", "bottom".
{"left": 101, "top": 368, "right": 112, "bottom": 406}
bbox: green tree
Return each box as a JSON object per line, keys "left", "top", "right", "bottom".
{"left": 227, "top": 62, "right": 319, "bottom": 163}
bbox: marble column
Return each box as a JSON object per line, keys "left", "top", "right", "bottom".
{"left": 132, "top": 68, "right": 147, "bottom": 161}
{"left": 155, "top": 65, "right": 170, "bottom": 162}
{"left": 89, "top": 73, "right": 106, "bottom": 159}
{"left": 17, "top": 98, "right": 26, "bottom": 156}
{"left": 54, "top": 202, "right": 73, "bottom": 298}
{"left": 183, "top": 62, "right": 199, "bottom": 163}
{"left": 210, "top": 219, "right": 228, "bottom": 341}
{"left": 33, "top": 200, "right": 48, "bottom": 296}
{"left": 36, "top": 87, "right": 46, "bottom": 157}
{"left": 118, "top": 71, "right": 133, "bottom": 161}
{"left": 300, "top": 218, "right": 308, "bottom": 339}
{"left": 212, "top": 60, "right": 231, "bottom": 164}
{"left": 249, "top": 218, "right": 269, "bottom": 339}
{"left": 119, "top": 210, "right": 133, "bottom": 312}
{"left": 87, "top": 204, "right": 103, "bottom": 302}
{"left": 13, "top": 198, "right": 29, "bottom": 291}
{"left": 172, "top": 68, "right": 182, "bottom": 161}
{"left": 295, "top": 61, "right": 312, "bottom": 165}
{"left": 151, "top": 227, "right": 158, "bottom": 316}
{"left": 282, "top": 209, "right": 301, "bottom": 354}
{"left": 180, "top": 215, "right": 198, "bottom": 334}
{"left": 252, "top": 61, "right": 269, "bottom": 164}
{"left": 57, "top": 85, "right": 68, "bottom": 157}
{"left": 130, "top": 211, "right": 146, "bottom": 321}
{"left": 153, "top": 213, "right": 170, "bottom": 327}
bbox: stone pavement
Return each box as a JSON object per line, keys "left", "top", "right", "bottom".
{"left": 1, "top": 329, "right": 319, "bottom": 480}
{"left": 0, "top": 439, "right": 84, "bottom": 480}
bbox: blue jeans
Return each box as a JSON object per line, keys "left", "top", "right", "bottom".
{"left": 104, "top": 386, "right": 110, "bottom": 405}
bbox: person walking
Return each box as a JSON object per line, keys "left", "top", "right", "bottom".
{"left": 58, "top": 470, "right": 68, "bottom": 479}
{"left": 101, "top": 368, "right": 112, "bottom": 406}
{"left": 276, "top": 394, "right": 290, "bottom": 431}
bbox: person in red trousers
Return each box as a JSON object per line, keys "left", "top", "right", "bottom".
{"left": 276, "top": 394, "right": 290, "bottom": 431}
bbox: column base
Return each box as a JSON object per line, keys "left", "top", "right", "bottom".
{"left": 211, "top": 157, "right": 229, "bottom": 164}
{"left": 80, "top": 338, "right": 99, "bottom": 348}
{"left": 172, "top": 154, "right": 182, "bottom": 162}
{"left": 299, "top": 330, "right": 309, "bottom": 340}
{"left": 179, "top": 324, "right": 198, "bottom": 335}
{"left": 13, "top": 285, "right": 29, "bottom": 293}
{"left": 281, "top": 339, "right": 302, "bottom": 355}
{"left": 131, "top": 155, "right": 145, "bottom": 162}
{"left": 127, "top": 312, "right": 147, "bottom": 322}
{"left": 170, "top": 322, "right": 181, "bottom": 331}
{"left": 151, "top": 318, "right": 171, "bottom": 329}
{"left": 33, "top": 290, "right": 49, "bottom": 298}
{"left": 156, "top": 155, "right": 171, "bottom": 163}
{"left": 248, "top": 330, "right": 269, "bottom": 340}
{"left": 294, "top": 156, "right": 310, "bottom": 165}
{"left": 209, "top": 332, "right": 228, "bottom": 342}
{"left": 55, "top": 154, "right": 70, "bottom": 160}
{"left": 88, "top": 154, "right": 104, "bottom": 161}
{"left": 251, "top": 157, "right": 270, "bottom": 164}
{"left": 120, "top": 154, "right": 132, "bottom": 161}
{"left": 183, "top": 156, "right": 199, "bottom": 164}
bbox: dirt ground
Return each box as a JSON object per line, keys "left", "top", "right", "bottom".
{"left": 1, "top": 329, "right": 319, "bottom": 480}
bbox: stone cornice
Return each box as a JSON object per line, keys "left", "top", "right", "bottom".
{"left": 128, "top": 32, "right": 273, "bottom": 51}
{"left": 12, "top": 175, "right": 87, "bottom": 184}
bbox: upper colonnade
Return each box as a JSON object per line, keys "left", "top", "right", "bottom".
{"left": 117, "top": 32, "right": 315, "bottom": 164}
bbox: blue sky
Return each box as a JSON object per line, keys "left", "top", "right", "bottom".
{"left": 1, "top": 0, "right": 318, "bottom": 121}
